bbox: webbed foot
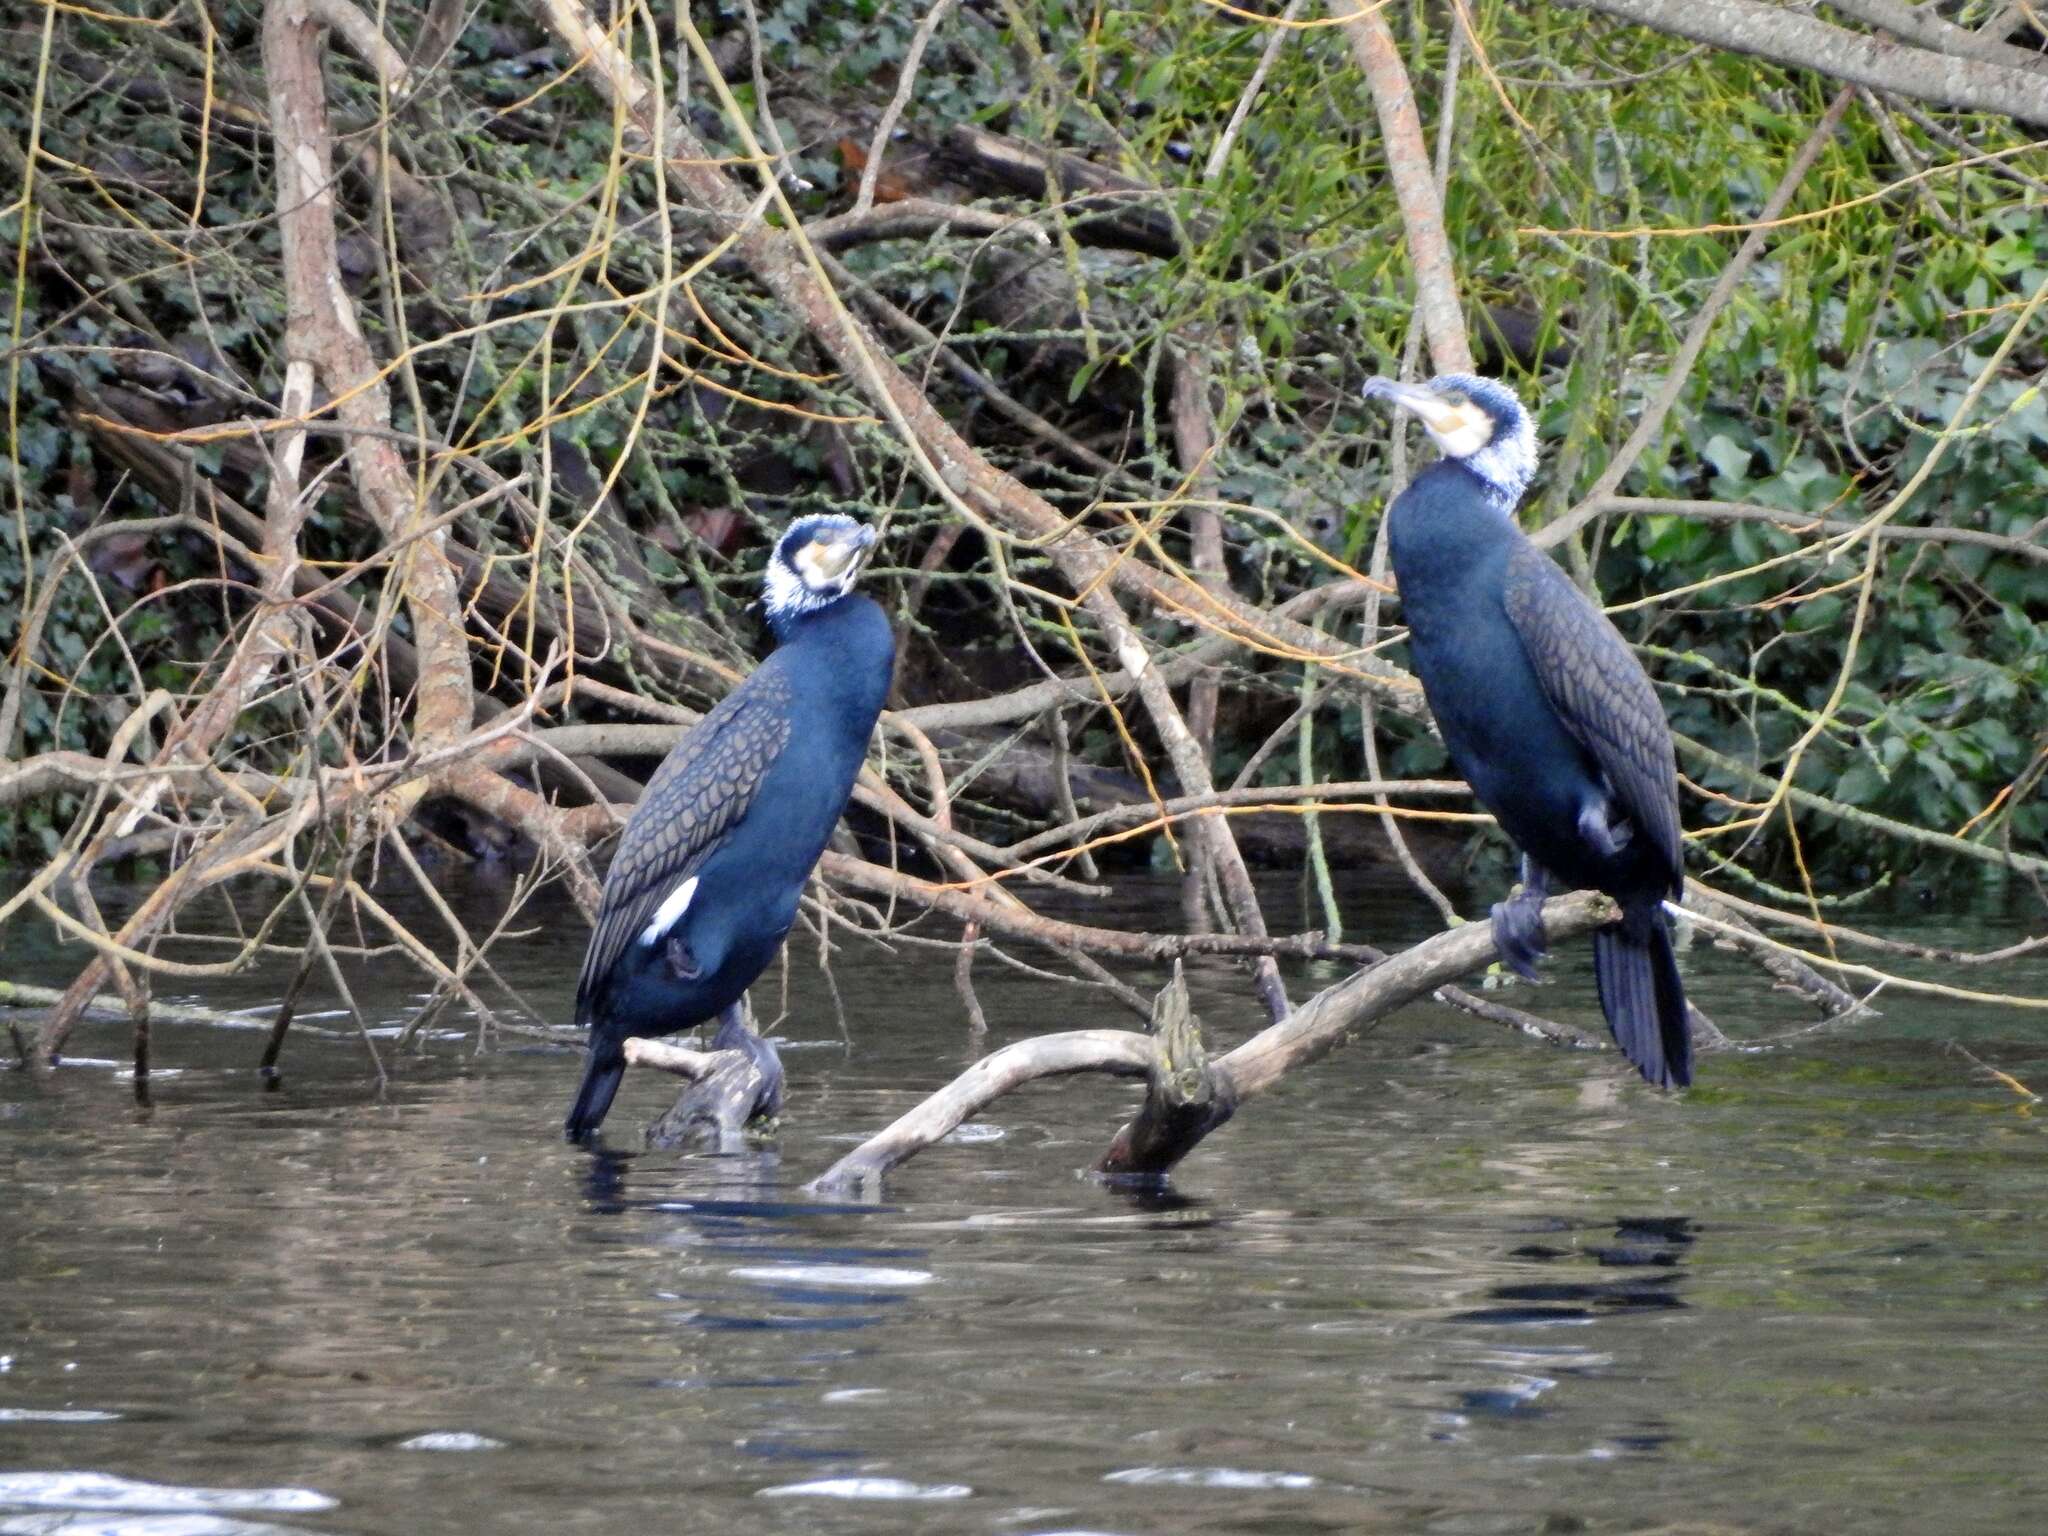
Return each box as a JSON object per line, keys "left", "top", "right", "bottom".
{"left": 644, "top": 1004, "right": 785, "bottom": 1151}
{"left": 711, "top": 1003, "right": 785, "bottom": 1120}
{"left": 1489, "top": 858, "right": 1551, "bottom": 982}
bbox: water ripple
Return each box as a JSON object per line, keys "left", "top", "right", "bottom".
{"left": 728, "top": 1264, "right": 933, "bottom": 1288}
{"left": 0, "top": 1518, "right": 315, "bottom": 1536}
{"left": 0, "top": 1475, "right": 336, "bottom": 1516}
{"left": 397, "top": 1432, "right": 505, "bottom": 1452}
{"left": 0, "top": 1411, "right": 120, "bottom": 1424}
{"left": 942, "top": 1125, "right": 1005, "bottom": 1144}
{"left": 1103, "top": 1466, "right": 1317, "bottom": 1491}
{"left": 757, "top": 1478, "right": 972, "bottom": 1500}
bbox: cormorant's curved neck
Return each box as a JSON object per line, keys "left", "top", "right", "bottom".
{"left": 765, "top": 590, "right": 866, "bottom": 645}
{"left": 1452, "top": 452, "right": 1528, "bottom": 512}
{"left": 1402, "top": 458, "right": 1522, "bottom": 519}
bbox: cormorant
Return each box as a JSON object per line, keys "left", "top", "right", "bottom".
{"left": 1364, "top": 374, "right": 1691, "bottom": 1088}
{"left": 564, "top": 514, "right": 895, "bottom": 1140}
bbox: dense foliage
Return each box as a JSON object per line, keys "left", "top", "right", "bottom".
{"left": 4, "top": 0, "right": 2043, "bottom": 896}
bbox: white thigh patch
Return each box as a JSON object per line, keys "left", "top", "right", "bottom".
{"left": 639, "top": 875, "right": 700, "bottom": 946}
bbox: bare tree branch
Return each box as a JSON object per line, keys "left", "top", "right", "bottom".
{"left": 304, "top": 0, "right": 413, "bottom": 96}
{"left": 810, "top": 1030, "right": 1157, "bottom": 1195}
{"left": 1597, "top": 496, "right": 2048, "bottom": 566}
{"left": 1556, "top": 0, "right": 2048, "bottom": 122}
{"left": 1336, "top": 7, "right": 1474, "bottom": 375}
{"left": 266, "top": 0, "right": 473, "bottom": 822}
{"left": 811, "top": 891, "right": 1618, "bottom": 1197}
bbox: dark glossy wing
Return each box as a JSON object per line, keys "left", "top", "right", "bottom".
{"left": 574, "top": 668, "right": 794, "bottom": 1024}
{"left": 1501, "top": 539, "right": 1682, "bottom": 886}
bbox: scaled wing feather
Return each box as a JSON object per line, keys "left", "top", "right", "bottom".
{"left": 574, "top": 671, "right": 795, "bottom": 1024}
{"left": 1500, "top": 541, "right": 1682, "bottom": 888}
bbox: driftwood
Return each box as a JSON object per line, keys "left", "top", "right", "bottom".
{"left": 1095, "top": 964, "right": 1237, "bottom": 1180}
{"left": 808, "top": 890, "right": 1618, "bottom": 1198}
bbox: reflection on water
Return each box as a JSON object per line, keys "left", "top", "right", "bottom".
{"left": 3, "top": 873, "right": 2047, "bottom": 1534}
{"left": 1449, "top": 1216, "right": 1693, "bottom": 1326}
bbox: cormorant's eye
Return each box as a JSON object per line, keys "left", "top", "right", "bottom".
{"left": 1441, "top": 391, "right": 1469, "bottom": 409}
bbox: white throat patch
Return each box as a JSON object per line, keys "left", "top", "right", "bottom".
{"left": 1366, "top": 374, "right": 1540, "bottom": 509}
{"left": 1431, "top": 383, "right": 1538, "bottom": 508}
{"left": 762, "top": 557, "right": 814, "bottom": 621}
{"left": 763, "top": 542, "right": 856, "bottom": 623}
{"left": 1429, "top": 411, "right": 1492, "bottom": 460}
{"left": 1464, "top": 424, "right": 1538, "bottom": 507}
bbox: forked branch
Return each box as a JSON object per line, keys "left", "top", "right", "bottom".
{"left": 809, "top": 890, "right": 1616, "bottom": 1197}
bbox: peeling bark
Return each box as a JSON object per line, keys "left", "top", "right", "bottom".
{"left": 1095, "top": 965, "right": 1236, "bottom": 1181}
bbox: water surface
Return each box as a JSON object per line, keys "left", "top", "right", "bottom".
{"left": 3, "top": 874, "right": 2045, "bottom": 1534}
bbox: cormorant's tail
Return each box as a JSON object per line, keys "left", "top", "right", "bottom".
{"left": 1592, "top": 910, "right": 1692, "bottom": 1089}
{"left": 564, "top": 1044, "right": 626, "bottom": 1141}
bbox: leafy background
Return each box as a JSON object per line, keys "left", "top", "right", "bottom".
{"left": 4, "top": 0, "right": 2043, "bottom": 890}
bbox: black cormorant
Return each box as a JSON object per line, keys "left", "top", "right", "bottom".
{"left": 1364, "top": 374, "right": 1691, "bottom": 1088}
{"left": 564, "top": 514, "right": 895, "bottom": 1140}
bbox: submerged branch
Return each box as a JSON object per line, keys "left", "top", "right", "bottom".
{"left": 809, "top": 1030, "right": 1155, "bottom": 1195}
{"left": 810, "top": 891, "right": 1616, "bottom": 1197}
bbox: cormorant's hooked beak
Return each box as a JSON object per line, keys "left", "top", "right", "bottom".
{"left": 1363, "top": 376, "right": 1498, "bottom": 465}
{"left": 1362, "top": 377, "right": 1466, "bottom": 437}
{"left": 812, "top": 522, "right": 878, "bottom": 583}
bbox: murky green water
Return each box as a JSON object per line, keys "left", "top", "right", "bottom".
{"left": 3, "top": 872, "right": 2045, "bottom": 1534}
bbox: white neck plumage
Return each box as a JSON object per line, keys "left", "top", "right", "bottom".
{"left": 1463, "top": 437, "right": 1536, "bottom": 509}
{"left": 762, "top": 561, "right": 855, "bottom": 637}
